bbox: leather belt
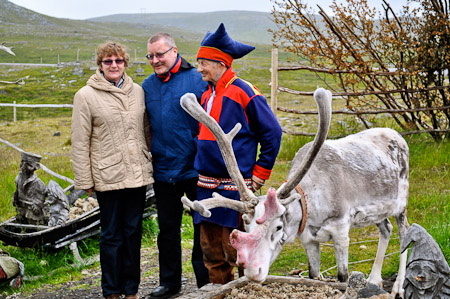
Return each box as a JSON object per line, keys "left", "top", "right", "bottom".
{"left": 295, "top": 184, "right": 308, "bottom": 234}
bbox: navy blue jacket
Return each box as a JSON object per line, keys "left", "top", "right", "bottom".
{"left": 142, "top": 56, "right": 207, "bottom": 182}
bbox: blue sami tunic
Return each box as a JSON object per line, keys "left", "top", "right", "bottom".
{"left": 194, "top": 67, "right": 282, "bottom": 228}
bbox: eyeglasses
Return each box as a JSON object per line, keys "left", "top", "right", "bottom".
{"left": 145, "top": 47, "right": 173, "bottom": 61}
{"left": 102, "top": 59, "right": 125, "bottom": 66}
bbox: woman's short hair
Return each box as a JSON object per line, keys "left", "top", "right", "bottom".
{"left": 96, "top": 42, "right": 130, "bottom": 67}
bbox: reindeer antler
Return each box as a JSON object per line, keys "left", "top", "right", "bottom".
{"left": 277, "top": 88, "right": 332, "bottom": 199}
{"left": 181, "top": 93, "right": 256, "bottom": 203}
{"left": 181, "top": 193, "right": 255, "bottom": 218}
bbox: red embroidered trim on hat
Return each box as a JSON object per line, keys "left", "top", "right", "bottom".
{"left": 197, "top": 46, "right": 233, "bottom": 67}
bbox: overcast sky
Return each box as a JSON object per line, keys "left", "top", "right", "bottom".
{"left": 8, "top": 0, "right": 408, "bottom": 20}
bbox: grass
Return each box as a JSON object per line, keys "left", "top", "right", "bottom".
{"left": 1, "top": 44, "right": 449, "bottom": 296}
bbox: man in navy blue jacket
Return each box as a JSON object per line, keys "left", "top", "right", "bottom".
{"left": 142, "top": 32, "right": 209, "bottom": 299}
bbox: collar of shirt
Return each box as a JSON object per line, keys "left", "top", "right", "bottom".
{"left": 101, "top": 72, "right": 125, "bottom": 88}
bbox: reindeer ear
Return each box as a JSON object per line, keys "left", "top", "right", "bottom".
{"left": 256, "top": 188, "right": 285, "bottom": 224}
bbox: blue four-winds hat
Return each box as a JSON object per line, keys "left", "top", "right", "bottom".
{"left": 197, "top": 23, "right": 255, "bottom": 67}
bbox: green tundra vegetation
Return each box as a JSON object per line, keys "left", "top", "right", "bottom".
{"left": 0, "top": 2, "right": 449, "bottom": 296}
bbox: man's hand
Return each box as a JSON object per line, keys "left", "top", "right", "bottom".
{"left": 251, "top": 175, "right": 265, "bottom": 191}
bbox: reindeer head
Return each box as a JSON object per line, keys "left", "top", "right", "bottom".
{"left": 180, "top": 88, "right": 332, "bottom": 282}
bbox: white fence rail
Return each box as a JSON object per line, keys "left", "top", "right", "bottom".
{"left": 0, "top": 102, "right": 73, "bottom": 122}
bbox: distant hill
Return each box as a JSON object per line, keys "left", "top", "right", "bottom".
{"left": 0, "top": 0, "right": 275, "bottom": 45}
{"left": 0, "top": 0, "right": 275, "bottom": 64}
{"left": 0, "top": 0, "right": 206, "bottom": 63}
{"left": 89, "top": 11, "right": 275, "bottom": 44}
{"left": 0, "top": 0, "right": 62, "bottom": 26}
{"left": 0, "top": 0, "right": 202, "bottom": 39}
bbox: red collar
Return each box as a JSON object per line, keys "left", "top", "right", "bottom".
{"left": 157, "top": 56, "right": 182, "bottom": 82}
{"left": 210, "top": 67, "right": 237, "bottom": 94}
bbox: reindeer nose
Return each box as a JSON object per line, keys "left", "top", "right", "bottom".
{"left": 236, "top": 257, "right": 247, "bottom": 268}
{"left": 230, "top": 229, "right": 239, "bottom": 245}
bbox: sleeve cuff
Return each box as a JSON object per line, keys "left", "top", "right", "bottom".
{"left": 252, "top": 164, "right": 272, "bottom": 180}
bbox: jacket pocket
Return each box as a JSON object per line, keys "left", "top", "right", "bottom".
{"left": 98, "top": 152, "right": 126, "bottom": 184}
{"left": 142, "top": 149, "right": 154, "bottom": 175}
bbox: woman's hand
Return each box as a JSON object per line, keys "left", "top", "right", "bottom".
{"left": 85, "top": 188, "right": 94, "bottom": 197}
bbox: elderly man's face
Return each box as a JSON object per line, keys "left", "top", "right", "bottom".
{"left": 147, "top": 39, "right": 178, "bottom": 75}
{"left": 197, "top": 59, "right": 226, "bottom": 85}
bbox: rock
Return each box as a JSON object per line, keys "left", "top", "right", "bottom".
{"left": 342, "top": 272, "right": 391, "bottom": 299}
{"left": 69, "top": 197, "right": 98, "bottom": 219}
{"left": 72, "top": 68, "right": 84, "bottom": 76}
{"left": 358, "top": 284, "right": 390, "bottom": 298}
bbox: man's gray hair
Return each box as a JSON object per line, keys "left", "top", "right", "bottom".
{"left": 148, "top": 32, "right": 176, "bottom": 48}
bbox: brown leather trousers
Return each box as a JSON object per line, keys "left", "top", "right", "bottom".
{"left": 199, "top": 221, "right": 244, "bottom": 284}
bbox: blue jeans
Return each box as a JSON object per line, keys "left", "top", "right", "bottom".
{"left": 96, "top": 186, "right": 146, "bottom": 297}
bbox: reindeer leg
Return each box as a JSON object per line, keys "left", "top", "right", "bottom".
{"left": 367, "top": 218, "right": 393, "bottom": 287}
{"left": 332, "top": 231, "right": 350, "bottom": 282}
{"left": 391, "top": 210, "right": 409, "bottom": 298}
{"left": 302, "top": 240, "right": 321, "bottom": 279}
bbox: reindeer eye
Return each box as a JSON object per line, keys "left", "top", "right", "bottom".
{"left": 271, "top": 225, "right": 283, "bottom": 242}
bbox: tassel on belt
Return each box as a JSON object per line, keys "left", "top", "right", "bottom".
{"left": 198, "top": 174, "right": 253, "bottom": 191}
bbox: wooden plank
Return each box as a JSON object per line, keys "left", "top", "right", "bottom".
{"left": 270, "top": 48, "right": 278, "bottom": 116}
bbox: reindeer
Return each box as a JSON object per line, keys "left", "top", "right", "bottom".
{"left": 180, "top": 88, "right": 410, "bottom": 298}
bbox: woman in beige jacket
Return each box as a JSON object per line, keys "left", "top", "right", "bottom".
{"left": 71, "top": 42, "right": 153, "bottom": 299}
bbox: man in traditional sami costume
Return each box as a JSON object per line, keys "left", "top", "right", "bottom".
{"left": 194, "top": 23, "right": 282, "bottom": 284}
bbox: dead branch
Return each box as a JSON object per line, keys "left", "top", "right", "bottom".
{"left": 0, "top": 79, "right": 24, "bottom": 85}
{"left": 278, "top": 105, "right": 450, "bottom": 115}
{"left": 282, "top": 127, "right": 450, "bottom": 139}
{"left": 278, "top": 85, "right": 450, "bottom": 97}
{"left": 0, "top": 43, "right": 15, "bottom": 56}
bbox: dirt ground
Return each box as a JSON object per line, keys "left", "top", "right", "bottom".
{"left": 1, "top": 246, "right": 199, "bottom": 299}
{"left": 0, "top": 245, "right": 397, "bottom": 299}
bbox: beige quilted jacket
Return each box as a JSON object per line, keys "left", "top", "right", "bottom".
{"left": 71, "top": 69, "right": 154, "bottom": 192}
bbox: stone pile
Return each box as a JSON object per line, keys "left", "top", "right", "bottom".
{"left": 69, "top": 197, "right": 98, "bottom": 220}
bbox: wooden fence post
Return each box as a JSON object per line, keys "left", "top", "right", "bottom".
{"left": 13, "top": 101, "right": 16, "bottom": 122}
{"left": 271, "top": 48, "right": 278, "bottom": 116}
